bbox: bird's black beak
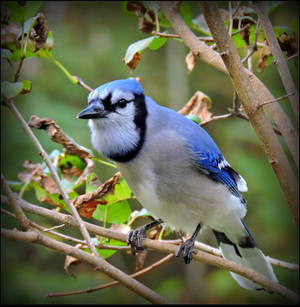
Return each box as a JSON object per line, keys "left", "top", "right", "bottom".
{"left": 76, "top": 104, "right": 107, "bottom": 119}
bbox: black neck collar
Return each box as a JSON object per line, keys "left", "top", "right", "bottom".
{"left": 108, "top": 93, "right": 148, "bottom": 163}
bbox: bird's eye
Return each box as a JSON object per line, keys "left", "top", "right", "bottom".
{"left": 117, "top": 98, "right": 127, "bottom": 108}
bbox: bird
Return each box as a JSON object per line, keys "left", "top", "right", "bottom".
{"left": 77, "top": 78, "right": 278, "bottom": 291}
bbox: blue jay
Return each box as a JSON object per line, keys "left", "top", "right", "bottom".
{"left": 77, "top": 78, "right": 278, "bottom": 290}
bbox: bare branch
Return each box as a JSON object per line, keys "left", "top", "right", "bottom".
{"left": 72, "top": 75, "right": 93, "bottom": 92}
{"left": 258, "top": 92, "right": 296, "bottom": 109}
{"left": 1, "top": 227, "right": 169, "bottom": 304}
{"left": 1, "top": 174, "right": 29, "bottom": 229}
{"left": 252, "top": 2, "right": 299, "bottom": 120}
{"left": 46, "top": 254, "right": 174, "bottom": 298}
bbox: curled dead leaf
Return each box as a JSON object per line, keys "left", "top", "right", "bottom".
{"left": 18, "top": 160, "right": 60, "bottom": 194}
{"left": 30, "top": 13, "right": 50, "bottom": 50}
{"left": 123, "top": 52, "right": 141, "bottom": 72}
{"left": 77, "top": 199, "right": 99, "bottom": 218}
{"left": 185, "top": 51, "right": 199, "bottom": 73}
{"left": 74, "top": 172, "right": 121, "bottom": 216}
{"left": 178, "top": 91, "right": 212, "bottom": 122}
{"left": 64, "top": 244, "right": 84, "bottom": 278}
{"left": 257, "top": 43, "right": 271, "bottom": 72}
{"left": 28, "top": 115, "right": 93, "bottom": 160}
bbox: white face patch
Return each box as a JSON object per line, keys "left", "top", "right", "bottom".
{"left": 111, "top": 89, "right": 135, "bottom": 104}
{"left": 87, "top": 101, "right": 140, "bottom": 158}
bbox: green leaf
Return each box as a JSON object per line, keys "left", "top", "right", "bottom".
{"left": 5, "top": 2, "right": 26, "bottom": 24}
{"left": 23, "top": 1, "right": 42, "bottom": 20}
{"left": 179, "top": 1, "right": 192, "bottom": 27}
{"left": 291, "top": 18, "right": 299, "bottom": 37}
{"left": 85, "top": 173, "right": 99, "bottom": 194}
{"left": 104, "top": 177, "right": 133, "bottom": 205}
{"left": 1, "top": 49, "right": 12, "bottom": 61}
{"left": 123, "top": 36, "right": 158, "bottom": 64}
{"left": 148, "top": 36, "right": 167, "bottom": 50}
{"left": 5, "top": 1, "right": 42, "bottom": 24}
{"left": 186, "top": 114, "right": 201, "bottom": 124}
{"left": 93, "top": 200, "right": 132, "bottom": 224}
{"left": 7, "top": 180, "right": 34, "bottom": 192}
{"left": 1, "top": 81, "right": 23, "bottom": 99}
{"left": 18, "top": 14, "right": 40, "bottom": 38}
{"left": 58, "top": 154, "right": 86, "bottom": 172}
{"left": 21, "top": 80, "right": 32, "bottom": 94}
{"left": 90, "top": 238, "right": 127, "bottom": 259}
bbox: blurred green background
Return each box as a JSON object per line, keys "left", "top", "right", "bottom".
{"left": 1, "top": 1, "right": 299, "bottom": 304}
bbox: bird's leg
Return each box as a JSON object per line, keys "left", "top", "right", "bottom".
{"left": 127, "top": 219, "right": 163, "bottom": 255}
{"left": 176, "top": 223, "right": 201, "bottom": 264}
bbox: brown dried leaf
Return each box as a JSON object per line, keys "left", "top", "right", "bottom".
{"left": 185, "top": 51, "right": 199, "bottom": 73}
{"left": 28, "top": 115, "right": 93, "bottom": 160}
{"left": 29, "top": 13, "right": 50, "bottom": 50}
{"left": 74, "top": 172, "right": 121, "bottom": 215}
{"left": 138, "top": 16, "right": 155, "bottom": 33}
{"left": 278, "top": 32, "right": 298, "bottom": 58}
{"left": 178, "top": 91, "right": 212, "bottom": 122}
{"left": 257, "top": 44, "right": 271, "bottom": 72}
{"left": 64, "top": 244, "right": 84, "bottom": 278}
{"left": 123, "top": 52, "right": 141, "bottom": 72}
{"left": 77, "top": 199, "right": 99, "bottom": 218}
{"left": 74, "top": 158, "right": 101, "bottom": 187}
{"left": 18, "top": 160, "right": 60, "bottom": 194}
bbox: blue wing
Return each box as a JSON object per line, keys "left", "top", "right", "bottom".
{"left": 146, "top": 96, "right": 247, "bottom": 202}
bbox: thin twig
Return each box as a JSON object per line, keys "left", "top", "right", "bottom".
{"left": 287, "top": 52, "right": 299, "bottom": 61}
{"left": 258, "top": 92, "right": 296, "bottom": 109}
{"left": 72, "top": 76, "right": 93, "bottom": 92}
{"left": 46, "top": 253, "right": 174, "bottom": 298}
{"left": 1, "top": 207, "right": 130, "bottom": 251}
{"left": 13, "top": 57, "right": 25, "bottom": 82}
{"left": 252, "top": 2, "right": 299, "bottom": 120}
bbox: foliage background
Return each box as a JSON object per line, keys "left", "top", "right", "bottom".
{"left": 1, "top": 1, "right": 299, "bottom": 304}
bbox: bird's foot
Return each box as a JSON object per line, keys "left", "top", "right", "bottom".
{"left": 176, "top": 223, "right": 201, "bottom": 264}
{"left": 127, "top": 219, "right": 162, "bottom": 255}
{"left": 176, "top": 238, "right": 196, "bottom": 264}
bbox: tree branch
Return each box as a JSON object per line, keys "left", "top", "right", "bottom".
{"left": 46, "top": 254, "right": 174, "bottom": 298}
{"left": 158, "top": 1, "right": 299, "bottom": 171}
{"left": 2, "top": 195, "right": 298, "bottom": 302}
{"left": 252, "top": 2, "right": 299, "bottom": 121}
{"left": 199, "top": 2, "right": 299, "bottom": 225}
{"left": 1, "top": 227, "right": 169, "bottom": 304}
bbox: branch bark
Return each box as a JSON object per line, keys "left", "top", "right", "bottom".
{"left": 2, "top": 195, "right": 298, "bottom": 302}
{"left": 1, "top": 228, "right": 169, "bottom": 304}
{"left": 159, "top": 1, "right": 299, "bottom": 225}
{"left": 252, "top": 2, "right": 299, "bottom": 120}
{"left": 158, "top": 1, "right": 299, "bottom": 170}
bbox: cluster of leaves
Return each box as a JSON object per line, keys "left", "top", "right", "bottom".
{"left": 121, "top": 1, "right": 298, "bottom": 72}
{"left": 1, "top": 1, "right": 77, "bottom": 102}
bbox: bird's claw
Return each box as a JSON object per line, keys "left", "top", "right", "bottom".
{"left": 127, "top": 226, "right": 147, "bottom": 255}
{"left": 176, "top": 239, "right": 195, "bottom": 264}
